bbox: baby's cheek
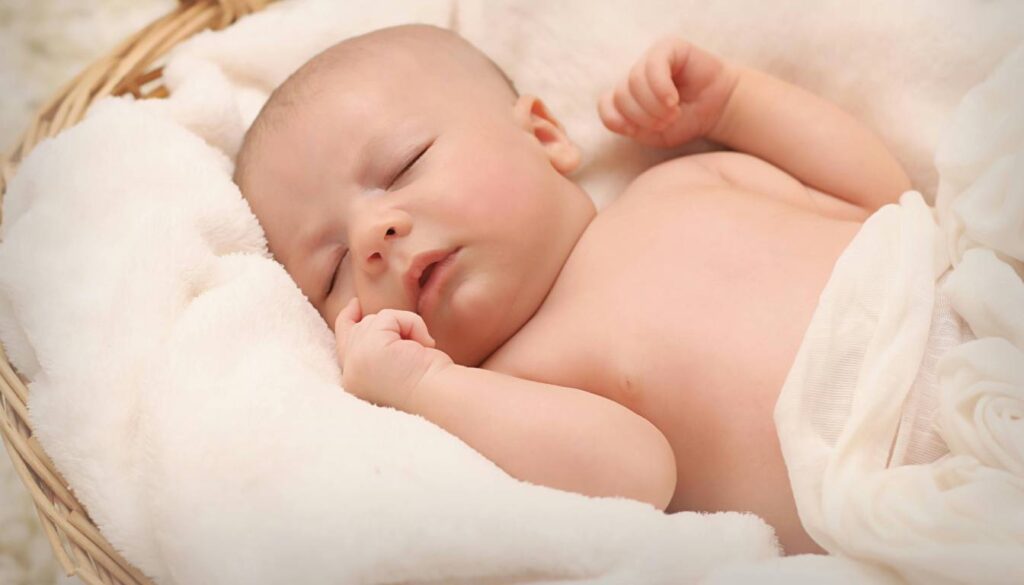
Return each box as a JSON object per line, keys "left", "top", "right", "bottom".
{"left": 458, "top": 165, "right": 541, "bottom": 224}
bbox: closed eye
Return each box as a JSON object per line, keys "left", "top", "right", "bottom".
{"left": 389, "top": 141, "right": 432, "bottom": 188}
{"left": 325, "top": 249, "right": 347, "bottom": 296}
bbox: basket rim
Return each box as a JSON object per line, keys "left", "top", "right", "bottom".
{"left": 0, "top": 1, "right": 273, "bottom": 584}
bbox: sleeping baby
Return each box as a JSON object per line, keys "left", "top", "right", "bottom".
{"left": 232, "top": 24, "right": 913, "bottom": 555}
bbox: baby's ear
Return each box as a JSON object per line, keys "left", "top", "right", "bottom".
{"left": 513, "top": 95, "right": 581, "bottom": 175}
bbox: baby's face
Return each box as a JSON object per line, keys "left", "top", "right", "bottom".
{"left": 242, "top": 31, "right": 593, "bottom": 365}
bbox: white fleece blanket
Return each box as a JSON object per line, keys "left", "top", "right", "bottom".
{"left": 0, "top": 1, "right": 1021, "bottom": 583}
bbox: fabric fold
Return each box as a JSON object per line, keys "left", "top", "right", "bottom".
{"left": 775, "top": 43, "right": 1024, "bottom": 585}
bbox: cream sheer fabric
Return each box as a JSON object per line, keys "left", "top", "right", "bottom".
{"left": 890, "top": 282, "right": 973, "bottom": 468}
{"left": 774, "top": 44, "right": 1024, "bottom": 585}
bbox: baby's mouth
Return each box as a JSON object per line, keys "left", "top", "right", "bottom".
{"left": 418, "top": 262, "right": 438, "bottom": 289}
{"left": 404, "top": 247, "right": 460, "bottom": 312}
{"left": 410, "top": 247, "right": 462, "bottom": 316}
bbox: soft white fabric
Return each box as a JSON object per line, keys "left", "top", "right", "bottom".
{"left": 889, "top": 278, "right": 973, "bottom": 468}
{"left": 0, "top": 0, "right": 1022, "bottom": 583}
{"left": 774, "top": 45, "right": 1024, "bottom": 585}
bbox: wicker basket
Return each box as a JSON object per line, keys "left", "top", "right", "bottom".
{"left": 0, "top": 2, "right": 272, "bottom": 584}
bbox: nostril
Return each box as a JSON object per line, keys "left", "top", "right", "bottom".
{"left": 385, "top": 227, "right": 396, "bottom": 236}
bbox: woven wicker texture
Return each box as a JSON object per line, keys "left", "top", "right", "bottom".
{"left": 0, "top": 1, "right": 272, "bottom": 583}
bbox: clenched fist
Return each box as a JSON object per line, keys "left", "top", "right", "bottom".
{"left": 335, "top": 298, "right": 453, "bottom": 411}
{"left": 598, "top": 37, "right": 739, "bottom": 148}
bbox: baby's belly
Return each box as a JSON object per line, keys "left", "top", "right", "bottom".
{"left": 542, "top": 185, "right": 862, "bottom": 553}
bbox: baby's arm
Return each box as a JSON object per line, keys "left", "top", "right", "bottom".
{"left": 709, "top": 66, "right": 911, "bottom": 211}
{"left": 412, "top": 362, "right": 677, "bottom": 509}
{"left": 600, "top": 38, "right": 911, "bottom": 212}
{"left": 335, "top": 300, "right": 677, "bottom": 509}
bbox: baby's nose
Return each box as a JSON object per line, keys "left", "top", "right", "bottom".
{"left": 366, "top": 226, "right": 397, "bottom": 262}
{"left": 354, "top": 211, "right": 412, "bottom": 274}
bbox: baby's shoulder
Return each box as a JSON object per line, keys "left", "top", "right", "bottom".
{"left": 621, "top": 152, "right": 736, "bottom": 197}
{"left": 618, "top": 151, "right": 870, "bottom": 222}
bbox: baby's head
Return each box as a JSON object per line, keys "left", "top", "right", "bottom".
{"left": 234, "top": 24, "right": 595, "bottom": 365}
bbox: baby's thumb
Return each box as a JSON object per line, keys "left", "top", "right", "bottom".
{"left": 334, "top": 298, "right": 362, "bottom": 360}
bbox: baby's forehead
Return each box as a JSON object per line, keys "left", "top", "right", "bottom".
{"left": 293, "top": 26, "right": 511, "bottom": 105}
{"left": 235, "top": 26, "right": 512, "bottom": 195}
{"left": 320, "top": 28, "right": 476, "bottom": 82}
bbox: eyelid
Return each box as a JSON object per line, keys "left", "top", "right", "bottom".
{"left": 325, "top": 249, "right": 347, "bottom": 296}
{"left": 388, "top": 140, "right": 432, "bottom": 188}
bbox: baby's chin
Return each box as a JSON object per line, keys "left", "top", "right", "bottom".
{"left": 432, "top": 277, "right": 535, "bottom": 366}
{"left": 430, "top": 317, "right": 498, "bottom": 368}
{"left": 441, "top": 332, "right": 511, "bottom": 367}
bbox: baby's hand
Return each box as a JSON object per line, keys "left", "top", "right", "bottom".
{"left": 335, "top": 298, "right": 453, "bottom": 411}
{"left": 598, "top": 37, "right": 739, "bottom": 148}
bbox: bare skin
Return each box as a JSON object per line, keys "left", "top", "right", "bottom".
{"left": 237, "top": 26, "right": 911, "bottom": 556}
{"left": 483, "top": 171, "right": 862, "bottom": 554}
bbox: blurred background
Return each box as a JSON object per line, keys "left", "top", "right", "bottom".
{"left": 1, "top": 2, "right": 173, "bottom": 583}
{"left": 0, "top": 0, "right": 173, "bottom": 152}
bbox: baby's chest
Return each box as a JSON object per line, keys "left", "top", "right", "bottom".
{"left": 514, "top": 187, "right": 858, "bottom": 423}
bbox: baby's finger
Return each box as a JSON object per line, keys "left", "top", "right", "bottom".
{"left": 376, "top": 309, "right": 436, "bottom": 348}
{"left": 335, "top": 297, "right": 362, "bottom": 331}
{"left": 613, "top": 80, "right": 659, "bottom": 129}
{"left": 598, "top": 90, "right": 635, "bottom": 135}
{"left": 629, "top": 59, "right": 673, "bottom": 120}
{"left": 334, "top": 297, "right": 363, "bottom": 359}
{"left": 674, "top": 43, "right": 726, "bottom": 102}
{"left": 646, "top": 37, "right": 687, "bottom": 107}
